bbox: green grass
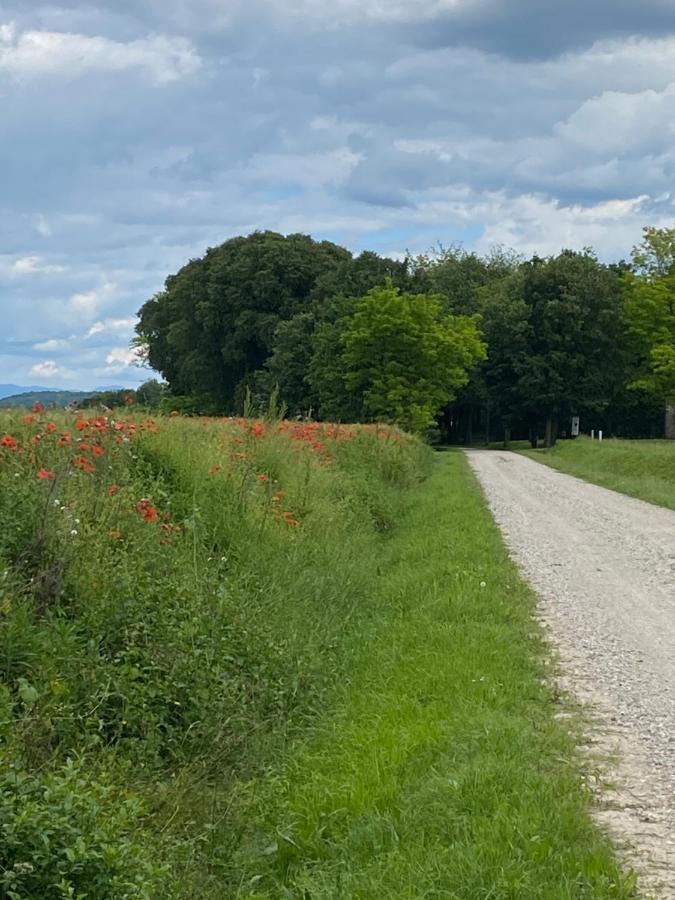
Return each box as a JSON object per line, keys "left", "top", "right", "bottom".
{"left": 0, "top": 414, "right": 636, "bottom": 898}
{"left": 226, "top": 452, "right": 635, "bottom": 899}
{"left": 521, "top": 436, "right": 675, "bottom": 510}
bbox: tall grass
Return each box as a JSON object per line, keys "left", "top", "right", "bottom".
{"left": 523, "top": 436, "right": 675, "bottom": 510}
{"left": 0, "top": 412, "right": 635, "bottom": 897}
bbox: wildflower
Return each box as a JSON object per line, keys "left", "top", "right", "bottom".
{"left": 282, "top": 511, "right": 300, "bottom": 527}
{"left": 107, "top": 484, "right": 119, "bottom": 497}
{"left": 272, "top": 490, "right": 286, "bottom": 503}
{"left": 30, "top": 434, "right": 42, "bottom": 445}
{"left": 56, "top": 433, "right": 72, "bottom": 447}
{"left": 70, "top": 529, "right": 78, "bottom": 536}
{"left": 45, "top": 422, "right": 57, "bottom": 434}
{"left": 135, "top": 499, "right": 158, "bottom": 522}
{"left": 36, "top": 469, "right": 55, "bottom": 481}
{"left": 208, "top": 465, "right": 222, "bottom": 475}
{"left": 170, "top": 410, "right": 179, "bottom": 418}
{"left": 32, "top": 401, "right": 44, "bottom": 413}
{"left": 92, "top": 445, "right": 105, "bottom": 458}
{"left": 251, "top": 421, "right": 265, "bottom": 438}
{"left": 75, "top": 420, "right": 88, "bottom": 431}
{"left": 79, "top": 442, "right": 90, "bottom": 451}
{"left": 258, "top": 473, "right": 268, "bottom": 482}
{"left": 21, "top": 415, "right": 36, "bottom": 426}
{"left": 73, "top": 456, "right": 95, "bottom": 475}
{"left": 110, "top": 530, "right": 121, "bottom": 539}
{"left": 0, "top": 435, "right": 18, "bottom": 450}
{"left": 124, "top": 395, "right": 134, "bottom": 406}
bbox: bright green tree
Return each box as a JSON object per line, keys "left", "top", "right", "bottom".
{"left": 624, "top": 227, "right": 675, "bottom": 402}
{"left": 340, "top": 285, "right": 486, "bottom": 432}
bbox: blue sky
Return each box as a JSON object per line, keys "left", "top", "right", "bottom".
{"left": 2, "top": 0, "right": 675, "bottom": 389}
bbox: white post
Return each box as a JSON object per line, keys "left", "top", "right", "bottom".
{"left": 591, "top": 429, "right": 595, "bottom": 440}
{"left": 598, "top": 430, "right": 603, "bottom": 442}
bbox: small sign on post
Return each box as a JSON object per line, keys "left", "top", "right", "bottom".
{"left": 571, "top": 416, "right": 580, "bottom": 437}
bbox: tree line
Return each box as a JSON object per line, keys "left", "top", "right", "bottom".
{"left": 135, "top": 227, "right": 675, "bottom": 442}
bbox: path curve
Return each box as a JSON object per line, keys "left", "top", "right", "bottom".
{"left": 465, "top": 450, "right": 675, "bottom": 898}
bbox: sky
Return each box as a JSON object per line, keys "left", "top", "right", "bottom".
{"left": 2, "top": 0, "right": 675, "bottom": 389}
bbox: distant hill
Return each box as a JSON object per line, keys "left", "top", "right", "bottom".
{"left": 0, "top": 390, "right": 98, "bottom": 409}
{"left": 0, "top": 384, "right": 53, "bottom": 400}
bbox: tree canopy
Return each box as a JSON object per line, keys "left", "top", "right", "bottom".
{"left": 135, "top": 228, "right": 673, "bottom": 440}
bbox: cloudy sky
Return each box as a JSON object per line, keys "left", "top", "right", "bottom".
{"left": 2, "top": 0, "right": 675, "bottom": 389}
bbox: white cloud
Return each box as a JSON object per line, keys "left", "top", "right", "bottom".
{"left": 69, "top": 281, "right": 117, "bottom": 316}
{"left": 33, "top": 338, "right": 70, "bottom": 352}
{"left": 105, "top": 347, "right": 142, "bottom": 371}
{"left": 0, "top": 23, "right": 201, "bottom": 84}
{"left": 31, "top": 359, "right": 66, "bottom": 378}
{"left": 86, "top": 317, "right": 137, "bottom": 337}
{"left": 13, "top": 256, "right": 65, "bottom": 274}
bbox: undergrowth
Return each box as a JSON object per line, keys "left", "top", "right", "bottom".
{"left": 0, "top": 411, "right": 634, "bottom": 897}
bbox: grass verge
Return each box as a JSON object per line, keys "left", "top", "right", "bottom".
{"left": 521, "top": 436, "right": 675, "bottom": 510}
{"left": 230, "top": 451, "right": 635, "bottom": 899}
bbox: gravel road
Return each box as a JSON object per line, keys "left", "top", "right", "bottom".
{"left": 466, "top": 450, "right": 675, "bottom": 898}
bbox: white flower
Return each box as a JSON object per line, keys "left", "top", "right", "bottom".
{"left": 480, "top": 581, "right": 486, "bottom": 588}
{"left": 53, "top": 498, "right": 61, "bottom": 506}
{"left": 70, "top": 529, "right": 78, "bottom": 536}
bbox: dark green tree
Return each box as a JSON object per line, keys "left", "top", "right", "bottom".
{"left": 135, "top": 232, "right": 352, "bottom": 411}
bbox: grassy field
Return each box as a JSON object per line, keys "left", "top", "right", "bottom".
{"left": 522, "top": 436, "right": 675, "bottom": 510}
{"left": 0, "top": 410, "right": 635, "bottom": 898}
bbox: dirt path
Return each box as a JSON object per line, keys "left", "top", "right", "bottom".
{"left": 465, "top": 450, "right": 675, "bottom": 898}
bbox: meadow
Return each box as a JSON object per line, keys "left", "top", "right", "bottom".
{"left": 522, "top": 436, "right": 675, "bottom": 511}
{"left": 0, "top": 408, "right": 636, "bottom": 898}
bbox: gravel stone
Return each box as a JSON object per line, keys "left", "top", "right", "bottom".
{"left": 466, "top": 449, "right": 675, "bottom": 898}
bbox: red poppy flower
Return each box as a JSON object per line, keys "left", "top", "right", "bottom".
{"left": 92, "top": 446, "right": 105, "bottom": 458}
{"left": 251, "top": 422, "right": 265, "bottom": 438}
{"left": 75, "top": 420, "right": 88, "bottom": 432}
{"left": 45, "top": 422, "right": 57, "bottom": 434}
{"left": 21, "top": 415, "right": 36, "bottom": 426}
{"left": 208, "top": 464, "right": 222, "bottom": 475}
{"left": 37, "top": 468, "right": 55, "bottom": 481}
{"left": 0, "top": 435, "right": 17, "bottom": 450}
{"left": 135, "top": 499, "right": 158, "bottom": 522}
{"left": 110, "top": 530, "right": 122, "bottom": 539}
{"left": 258, "top": 473, "right": 268, "bottom": 482}
{"left": 107, "top": 484, "right": 119, "bottom": 497}
{"left": 32, "top": 401, "right": 44, "bottom": 413}
{"left": 73, "top": 456, "right": 95, "bottom": 474}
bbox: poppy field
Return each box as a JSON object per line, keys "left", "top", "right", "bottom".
{"left": 0, "top": 408, "right": 635, "bottom": 898}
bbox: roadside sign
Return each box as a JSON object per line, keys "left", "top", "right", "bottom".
{"left": 571, "top": 416, "right": 580, "bottom": 437}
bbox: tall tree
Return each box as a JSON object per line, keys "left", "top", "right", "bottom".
{"left": 136, "top": 232, "right": 352, "bottom": 411}
{"left": 340, "top": 285, "right": 485, "bottom": 432}
{"left": 624, "top": 227, "right": 675, "bottom": 413}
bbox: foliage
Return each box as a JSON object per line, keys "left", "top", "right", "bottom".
{"left": 0, "top": 407, "right": 429, "bottom": 895}
{"left": 0, "top": 762, "right": 162, "bottom": 899}
{"left": 341, "top": 285, "right": 486, "bottom": 432}
{"left": 134, "top": 230, "right": 664, "bottom": 438}
{"left": 624, "top": 227, "right": 675, "bottom": 403}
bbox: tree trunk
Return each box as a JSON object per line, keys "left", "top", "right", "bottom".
{"left": 529, "top": 427, "right": 538, "bottom": 449}
{"left": 666, "top": 405, "right": 675, "bottom": 440}
{"left": 503, "top": 426, "right": 511, "bottom": 449}
{"left": 544, "top": 417, "right": 557, "bottom": 448}
{"left": 465, "top": 411, "right": 473, "bottom": 445}
{"left": 484, "top": 405, "right": 491, "bottom": 447}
